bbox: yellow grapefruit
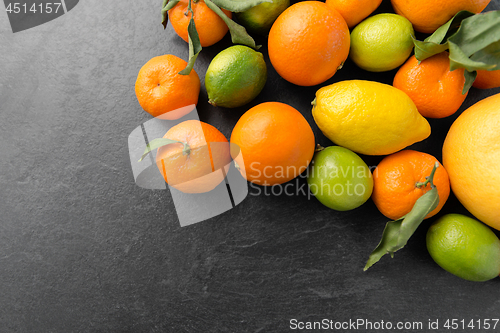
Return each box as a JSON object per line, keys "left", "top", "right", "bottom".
{"left": 442, "top": 93, "right": 500, "bottom": 230}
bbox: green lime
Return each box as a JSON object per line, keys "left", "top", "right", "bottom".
{"left": 205, "top": 45, "right": 267, "bottom": 108}
{"left": 307, "top": 146, "right": 373, "bottom": 211}
{"left": 350, "top": 13, "right": 414, "bottom": 72}
{"left": 426, "top": 213, "right": 500, "bottom": 282}
{"left": 235, "top": 0, "right": 290, "bottom": 36}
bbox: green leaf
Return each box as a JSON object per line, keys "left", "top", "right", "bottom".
{"left": 139, "top": 138, "right": 191, "bottom": 162}
{"left": 412, "top": 10, "right": 500, "bottom": 94}
{"left": 161, "top": 0, "right": 180, "bottom": 29}
{"left": 204, "top": 0, "right": 261, "bottom": 49}
{"left": 414, "top": 10, "right": 500, "bottom": 63}
{"left": 469, "top": 39, "right": 500, "bottom": 69}
{"left": 448, "top": 10, "right": 500, "bottom": 57}
{"left": 413, "top": 37, "right": 449, "bottom": 62}
{"left": 179, "top": 17, "right": 203, "bottom": 75}
{"left": 161, "top": 0, "right": 168, "bottom": 29}
{"left": 448, "top": 41, "right": 494, "bottom": 71}
{"left": 413, "top": 11, "right": 475, "bottom": 61}
{"left": 463, "top": 70, "right": 478, "bottom": 94}
{"left": 364, "top": 188, "right": 439, "bottom": 271}
{"left": 426, "top": 10, "right": 475, "bottom": 44}
{"left": 210, "top": 0, "right": 272, "bottom": 12}
{"left": 364, "top": 162, "right": 441, "bottom": 271}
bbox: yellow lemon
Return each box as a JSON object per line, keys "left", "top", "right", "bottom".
{"left": 312, "top": 80, "right": 430, "bottom": 155}
{"left": 442, "top": 92, "right": 500, "bottom": 230}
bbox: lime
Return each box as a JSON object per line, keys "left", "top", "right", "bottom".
{"left": 311, "top": 80, "right": 430, "bottom": 156}
{"left": 205, "top": 45, "right": 267, "bottom": 108}
{"left": 235, "top": 0, "right": 290, "bottom": 35}
{"left": 307, "top": 146, "right": 373, "bottom": 211}
{"left": 426, "top": 213, "right": 500, "bottom": 282}
{"left": 349, "top": 13, "right": 414, "bottom": 72}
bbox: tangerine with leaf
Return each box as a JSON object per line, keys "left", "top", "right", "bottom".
{"left": 168, "top": 0, "right": 232, "bottom": 47}
{"left": 393, "top": 52, "right": 468, "bottom": 118}
{"left": 372, "top": 150, "right": 450, "bottom": 220}
{"left": 140, "top": 120, "right": 232, "bottom": 194}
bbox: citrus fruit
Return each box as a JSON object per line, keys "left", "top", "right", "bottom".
{"left": 156, "top": 120, "right": 231, "bottom": 193}
{"left": 168, "top": 0, "right": 232, "bottom": 47}
{"left": 325, "top": 0, "right": 382, "bottom": 28}
{"left": 307, "top": 146, "right": 373, "bottom": 211}
{"left": 442, "top": 92, "right": 500, "bottom": 230}
{"left": 393, "top": 52, "right": 468, "bottom": 118}
{"left": 135, "top": 54, "right": 200, "bottom": 119}
{"left": 230, "top": 102, "right": 315, "bottom": 185}
{"left": 235, "top": 0, "right": 290, "bottom": 35}
{"left": 312, "top": 80, "right": 431, "bottom": 155}
{"left": 205, "top": 45, "right": 267, "bottom": 108}
{"left": 391, "top": 0, "right": 491, "bottom": 34}
{"left": 372, "top": 150, "right": 450, "bottom": 220}
{"left": 268, "top": 1, "right": 350, "bottom": 86}
{"left": 426, "top": 213, "right": 500, "bottom": 281}
{"left": 349, "top": 13, "right": 414, "bottom": 72}
{"left": 473, "top": 69, "right": 500, "bottom": 89}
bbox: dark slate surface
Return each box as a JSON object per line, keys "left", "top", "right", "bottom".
{"left": 1, "top": 1, "right": 500, "bottom": 332}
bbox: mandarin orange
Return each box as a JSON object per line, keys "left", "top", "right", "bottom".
{"left": 393, "top": 52, "right": 467, "bottom": 118}
{"left": 268, "top": 1, "right": 350, "bottom": 86}
{"left": 473, "top": 69, "right": 500, "bottom": 89}
{"left": 135, "top": 54, "right": 200, "bottom": 119}
{"left": 325, "top": 0, "right": 382, "bottom": 28}
{"left": 391, "top": 0, "right": 491, "bottom": 33}
{"left": 156, "top": 120, "right": 231, "bottom": 193}
{"left": 372, "top": 150, "right": 450, "bottom": 220}
{"left": 168, "top": 0, "right": 232, "bottom": 47}
{"left": 230, "top": 102, "right": 315, "bottom": 185}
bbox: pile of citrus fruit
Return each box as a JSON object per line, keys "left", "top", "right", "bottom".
{"left": 134, "top": 0, "right": 500, "bottom": 281}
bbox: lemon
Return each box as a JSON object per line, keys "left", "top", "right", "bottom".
{"left": 427, "top": 214, "right": 500, "bottom": 282}
{"left": 442, "top": 93, "right": 500, "bottom": 230}
{"left": 235, "top": 0, "right": 290, "bottom": 36}
{"left": 312, "top": 80, "right": 430, "bottom": 155}
{"left": 205, "top": 45, "right": 267, "bottom": 108}
{"left": 350, "top": 13, "right": 414, "bottom": 72}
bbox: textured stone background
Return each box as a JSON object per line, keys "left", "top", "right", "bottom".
{"left": 1, "top": 1, "right": 499, "bottom": 332}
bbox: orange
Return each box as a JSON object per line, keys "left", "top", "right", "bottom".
{"left": 391, "top": 0, "right": 491, "bottom": 33}
{"left": 473, "top": 69, "right": 500, "bottom": 89}
{"left": 393, "top": 52, "right": 468, "bottom": 118}
{"left": 268, "top": 1, "right": 350, "bottom": 86}
{"left": 230, "top": 102, "right": 315, "bottom": 185}
{"left": 372, "top": 150, "right": 450, "bottom": 220}
{"left": 135, "top": 54, "right": 200, "bottom": 119}
{"left": 442, "top": 92, "right": 500, "bottom": 230}
{"left": 325, "top": 0, "right": 382, "bottom": 28}
{"left": 156, "top": 120, "right": 232, "bottom": 193}
{"left": 168, "top": 0, "right": 232, "bottom": 47}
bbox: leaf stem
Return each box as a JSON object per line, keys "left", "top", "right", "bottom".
{"left": 138, "top": 138, "right": 191, "bottom": 162}
{"left": 315, "top": 144, "right": 325, "bottom": 152}
{"left": 415, "top": 162, "right": 439, "bottom": 189}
